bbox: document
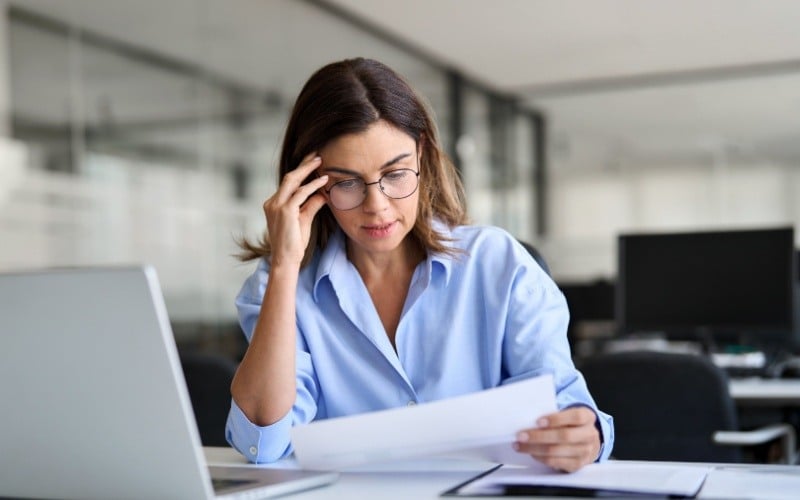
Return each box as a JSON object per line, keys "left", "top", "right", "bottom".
{"left": 699, "top": 467, "right": 800, "bottom": 500}
{"left": 446, "top": 462, "right": 712, "bottom": 498}
{"left": 290, "top": 374, "right": 557, "bottom": 470}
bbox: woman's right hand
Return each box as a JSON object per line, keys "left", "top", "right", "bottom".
{"left": 233, "top": 153, "right": 327, "bottom": 427}
{"left": 262, "top": 153, "right": 329, "bottom": 268}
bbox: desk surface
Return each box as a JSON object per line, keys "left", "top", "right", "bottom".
{"left": 205, "top": 447, "right": 489, "bottom": 499}
{"left": 729, "top": 377, "right": 800, "bottom": 405}
{"left": 204, "top": 447, "right": 800, "bottom": 499}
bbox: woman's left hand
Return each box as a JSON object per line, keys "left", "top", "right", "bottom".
{"left": 513, "top": 406, "right": 601, "bottom": 472}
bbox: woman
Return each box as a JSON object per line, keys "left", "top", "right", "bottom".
{"left": 227, "top": 58, "right": 613, "bottom": 472}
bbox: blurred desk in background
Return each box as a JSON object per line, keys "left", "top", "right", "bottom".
{"left": 729, "top": 378, "right": 800, "bottom": 406}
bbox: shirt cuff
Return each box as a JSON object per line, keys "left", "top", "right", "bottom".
{"left": 594, "top": 409, "right": 615, "bottom": 462}
{"left": 225, "top": 399, "right": 294, "bottom": 463}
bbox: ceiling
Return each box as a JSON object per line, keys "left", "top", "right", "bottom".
{"left": 9, "top": 0, "right": 800, "bottom": 166}
{"left": 326, "top": 0, "right": 800, "bottom": 166}
{"left": 328, "top": 0, "right": 800, "bottom": 91}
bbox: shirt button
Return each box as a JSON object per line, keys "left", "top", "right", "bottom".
{"left": 407, "top": 401, "right": 417, "bottom": 406}
{"left": 249, "top": 446, "right": 258, "bottom": 455}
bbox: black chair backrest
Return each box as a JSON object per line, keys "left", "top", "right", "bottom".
{"left": 517, "top": 239, "right": 551, "bottom": 276}
{"left": 579, "top": 350, "right": 741, "bottom": 462}
{"left": 180, "top": 352, "right": 238, "bottom": 447}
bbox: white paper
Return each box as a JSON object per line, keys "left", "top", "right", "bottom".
{"left": 457, "top": 462, "right": 712, "bottom": 497}
{"left": 290, "top": 374, "right": 557, "bottom": 470}
{"left": 699, "top": 468, "right": 800, "bottom": 499}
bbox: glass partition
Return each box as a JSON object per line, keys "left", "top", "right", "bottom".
{"left": 1, "top": 1, "right": 542, "bottom": 349}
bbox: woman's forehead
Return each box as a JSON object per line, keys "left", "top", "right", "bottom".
{"left": 320, "top": 122, "right": 416, "bottom": 168}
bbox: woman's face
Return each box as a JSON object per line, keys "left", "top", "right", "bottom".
{"left": 319, "top": 120, "right": 420, "bottom": 259}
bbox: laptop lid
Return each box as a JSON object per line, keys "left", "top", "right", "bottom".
{"left": 0, "top": 266, "right": 335, "bottom": 499}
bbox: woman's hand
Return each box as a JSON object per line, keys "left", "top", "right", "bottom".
{"left": 262, "top": 153, "right": 329, "bottom": 268}
{"left": 513, "top": 406, "right": 601, "bottom": 472}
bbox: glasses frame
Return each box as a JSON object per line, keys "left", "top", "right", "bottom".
{"left": 323, "top": 167, "right": 420, "bottom": 211}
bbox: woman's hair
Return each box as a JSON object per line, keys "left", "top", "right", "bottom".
{"left": 239, "top": 57, "right": 468, "bottom": 265}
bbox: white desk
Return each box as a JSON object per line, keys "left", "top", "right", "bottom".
{"left": 205, "top": 447, "right": 490, "bottom": 499}
{"left": 729, "top": 378, "right": 800, "bottom": 405}
{"left": 204, "top": 447, "right": 800, "bottom": 499}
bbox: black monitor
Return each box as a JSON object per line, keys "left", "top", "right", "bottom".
{"left": 560, "top": 280, "right": 616, "bottom": 322}
{"left": 559, "top": 280, "right": 617, "bottom": 357}
{"left": 616, "top": 227, "right": 795, "bottom": 350}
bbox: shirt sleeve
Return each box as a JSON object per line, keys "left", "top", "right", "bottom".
{"left": 500, "top": 249, "right": 615, "bottom": 462}
{"left": 225, "top": 260, "right": 321, "bottom": 463}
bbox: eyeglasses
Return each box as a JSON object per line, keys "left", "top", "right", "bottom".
{"left": 324, "top": 168, "right": 420, "bottom": 211}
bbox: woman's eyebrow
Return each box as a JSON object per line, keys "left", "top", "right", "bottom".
{"left": 380, "top": 152, "right": 413, "bottom": 168}
{"left": 322, "top": 152, "right": 413, "bottom": 176}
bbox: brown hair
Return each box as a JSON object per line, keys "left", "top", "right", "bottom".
{"left": 239, "top": 58, "right": 468, "bottom": 265}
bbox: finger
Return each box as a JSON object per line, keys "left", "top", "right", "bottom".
{"left": 299, "top": 193, "right": 328, "bottom": 222}
{"left": 289, "top": 151, "right": 320, "bottom": 173}
{"left": 269, "top": 174, "right": 327, "bottom": 215}
{"left": 538, "top": 407, "right": 596, "bottom": 428}
{"left": 517, "top": 428, "right": 601, "bottom": 469}
{"left": 531, "top": 426, "right": 597, "bottom": 445}
{"left": 540, "top": 455, "right": 585, "bottom": 473}
{"left": 519, "top": 422, "right": 597, "bottom": 445}
{"left": 545, "top": 445, "right": 596, "bottom": 471}
{"left": 516, "top": 441, "right": 594, "bottom": 459}
{"left": 285, "top": 175, "right": 329, "bottom": 209}
{"left": 276, "top": 155, "right": 323, "bottom": 202}
{"left": 286, "top": 153, "right": 323, "bottom": 182}
{"left": 515, "top": 442, "right": 596, "bottom": 472}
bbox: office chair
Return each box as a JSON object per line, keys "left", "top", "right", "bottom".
{"left": 517, "top": 239, "right": 551, "bottom": 276}
{"left": 579, "top": 350, "right": 796, "bottom": 463}
{"left": 180, "top": 351, "right": 238, "bottom": 447}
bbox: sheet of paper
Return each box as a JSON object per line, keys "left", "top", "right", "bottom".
{"left": 455, "top": 462, "right": 712, "bottom": 497}
{"left": 290, "top": 374, "right": 556, "bottom": 470}
{"left": 699, "top": 468, "right": 800, "bottom": 499}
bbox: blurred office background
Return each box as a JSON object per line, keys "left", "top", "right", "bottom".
{"left": 2, "top": 0, "right": 800, "bottom": 357}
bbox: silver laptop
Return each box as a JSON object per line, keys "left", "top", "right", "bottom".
{"left": 0, "top": 266, "right": 337, "bottom": 499}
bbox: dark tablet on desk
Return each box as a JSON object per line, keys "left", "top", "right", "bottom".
{"left": 441, "top": 464, "right": 702, "bottom": 498}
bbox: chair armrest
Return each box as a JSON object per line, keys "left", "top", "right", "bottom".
{"left": 713, "top": 423, "right": 797, "bottom": 464}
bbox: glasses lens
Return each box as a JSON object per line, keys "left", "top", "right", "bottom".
{"left": 329, "top": 178, "right": 366, "bottom": 210}
{"left": 380, "top": 169, "right": 419, "bottom": 199}
{"left": 328, "top": 169, "right": 419, "bottom": 210}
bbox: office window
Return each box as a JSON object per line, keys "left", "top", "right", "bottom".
{"left": 0, "top": 1, "right": 468, "bottom": 343}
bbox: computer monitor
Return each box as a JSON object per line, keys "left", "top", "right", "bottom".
{"left": 616, "top": 227, "right": 796, "bottom": 350}
{"left": 559, "top": 279, "right": 617, "bottom": 358}
{"left": 560, "top": 280, "right": 616, "bottom": 322}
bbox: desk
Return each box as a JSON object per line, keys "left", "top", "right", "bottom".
{"left": 204, "top": 447, "right": 800, "bottom": 499}
{"left": 729, "top": 378, "right": 800, "bottom": 406}
{"left": 205, "top": 447, "right": 489, "bottom": 499}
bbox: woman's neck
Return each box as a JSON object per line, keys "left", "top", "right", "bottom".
{"left": 346, "top": 237, "right": 425, "bottom": 282}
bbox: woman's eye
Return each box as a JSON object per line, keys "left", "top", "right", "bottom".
{"left": 336, "top": 179, "right": 361, "bottom": 191}
{"left": 384, "top": 170, "right": 407, "bottom": 182}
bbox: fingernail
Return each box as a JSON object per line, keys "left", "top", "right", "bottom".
{"left": 537, "top": 418, "right": 548, "bottom": 427}
{"left": 516, "top": 432, "right": 529, "bottom": 442}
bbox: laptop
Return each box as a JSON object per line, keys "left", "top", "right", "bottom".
{"left": 0, "top": 266, "right": 337, "bottom": 499}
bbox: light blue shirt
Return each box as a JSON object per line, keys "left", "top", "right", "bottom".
{"left": 226, "top": 223, "right": 614, "bottom": 463}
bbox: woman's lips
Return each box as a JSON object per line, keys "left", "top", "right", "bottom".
{"left": 362, "top": 221, "right": 396, "bottom": 238}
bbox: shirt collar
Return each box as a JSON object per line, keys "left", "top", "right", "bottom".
{"left": 312, "top": 228, "right": 347, "bottom": 302}
{"left": 428, "top": 218, "right": 455, "bottom": 287}
{"left": 311, "top": 219, "right": 457, "bottom": 301}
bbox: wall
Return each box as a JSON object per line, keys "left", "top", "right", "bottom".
{"left": 545, "top": 159, "right": 797, "bottom": 281}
